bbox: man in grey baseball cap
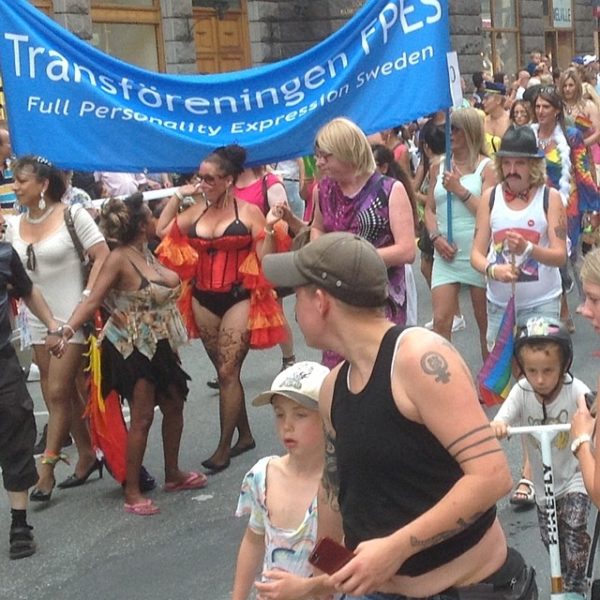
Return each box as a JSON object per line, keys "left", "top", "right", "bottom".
{"left": 262, "top": 232, "right": 537, "bottom": 599}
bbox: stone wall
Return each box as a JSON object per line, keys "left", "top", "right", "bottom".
{"left": 160, "top": 0, "right": 196, "bottom": 74}
{"left": 449, "top": 1, "right": 483, "bottom": 93}
{"left": 574, "top": 0, "right": 596, "bottom": 56}
{"left": 52, "top": 0, "right": 92, "bottom": 42}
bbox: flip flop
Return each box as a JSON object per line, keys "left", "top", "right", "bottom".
{"left": 124, "top": 499, "right": 160, "bottom": 516}
{"left": 164, "top": 471, "right": 208, "bottom": 492}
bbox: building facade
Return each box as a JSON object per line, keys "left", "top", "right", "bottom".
{"left": 1, "top": 0, "right": 599, "bottom": 117}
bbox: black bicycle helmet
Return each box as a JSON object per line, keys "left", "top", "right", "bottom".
{"left": 514, "top": 317, "right": 573, "bottom": 374}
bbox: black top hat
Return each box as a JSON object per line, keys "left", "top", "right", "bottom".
{"left": 495, "top": 125, "right": 545, "bottom": 159}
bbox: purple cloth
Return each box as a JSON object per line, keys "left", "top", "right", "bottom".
{"left": 319, "top": 173, "right": 407, "bottom": 368}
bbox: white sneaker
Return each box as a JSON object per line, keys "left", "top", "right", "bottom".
{"left": 424, "top": 319, "right": 434, "bottom": 330}
{"left": 27, "top": 363, "right": 40, "bottom": 382}
{"left": 452, "top": 315, "right": 466, "bottom": 332}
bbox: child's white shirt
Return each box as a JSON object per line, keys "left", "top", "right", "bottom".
{"left": 494, "top": 376, "right": 590, "bottom": 504}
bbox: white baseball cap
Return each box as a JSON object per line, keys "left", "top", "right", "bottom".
{"left": 583, "top": 55, "right": 598, "bottom": 66}
{"left": 252, "top": 361, "right": 330, "bottom": 410}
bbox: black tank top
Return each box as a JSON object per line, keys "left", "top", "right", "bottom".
{"left": 331, "top": 325, "right": 496, "bottom": 577}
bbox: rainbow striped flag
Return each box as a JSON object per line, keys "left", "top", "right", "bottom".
{"left": 477, "top": 294, "right": 516, "bottom": 406}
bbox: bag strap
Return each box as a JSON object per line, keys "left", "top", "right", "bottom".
{"left": 63, "top": 206, "right": 86, "bottom": 265}
{"left": 489, "top": 185, "right": 497, "bottom": 211}
{"left": 261, "top": 175, "right": 269, "bottom": 216}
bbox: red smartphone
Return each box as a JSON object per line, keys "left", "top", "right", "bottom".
{"left": 308, "top": 537, "right": 355, "bottom": 575}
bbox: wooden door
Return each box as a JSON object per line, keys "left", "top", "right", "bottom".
{"left": 193, "top": 1, "right": 251, "bottom": 73}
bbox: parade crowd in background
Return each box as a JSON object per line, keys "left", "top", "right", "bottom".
{"left": 7, "top": 51, "right": 600, "bottom": 600}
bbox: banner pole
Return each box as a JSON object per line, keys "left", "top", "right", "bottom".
{"left": 445, "top": 108, "right": 453, "bottom": 244}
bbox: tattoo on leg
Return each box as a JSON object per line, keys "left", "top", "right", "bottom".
{"left": 420, "top": 351, "right": 450, "bottom": 383}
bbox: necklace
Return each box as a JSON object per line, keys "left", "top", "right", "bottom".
{"left": 24, "top": 205, "right": 56, "bottom": 225}
{"left": 538, "top": 136, "right": 553, "bottom": 150}
{"left": 127, "top": 244, "right": 152, "bottom": 265}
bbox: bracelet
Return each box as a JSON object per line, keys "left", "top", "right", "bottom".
{"left": 461, "top": 191, "right": 472, "bottom": 203}
{"left": 485, "top": 263, "right": 497, "bottom": 280}
{"left": 63, "top": 324, "right": 75, "bottom": 338}
{"left": 47, "top": 328, "right": 61, "bottom": 336}
{"left": 81, "top": 289, "right": 91, "bottom": 299}
{"left": 174, "top": 189, "right": 184, "bottom": 202}
{"left": 571, "top": 433, "right": 592, "bottom": 456}
{"left": 429, "top": 230, "right": 442, "bottom": 242}
{"left": 522, "top": 240, "right": 534, "bottom": 259}
{"left": 264, "top": 227, "right": 275, "bottom": 236}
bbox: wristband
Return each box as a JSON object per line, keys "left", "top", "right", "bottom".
{"left": 571, "top": 434, "right": 592, "bottom": 456}
{"left": 429, "top": 230, "right": 442, "bottom": 242}
{"left": 264, "top": 227, "right": 275, "bottom": 236}
{"left": 522, "top": 241, "right": 534, "bottom": 259}
{"left": 63, "top": 324, "right": 75, "bottom": 338}
{"left": 461, "top": 191, "right": 472, "bottom": 203}
{"left": 82, "top": 289, "right": 91, "bottom": 299}
{"left": 485, "top": 263, "right": 497, "bottom": 280}
{"left": 47, "top": 328, "right": 61, "bottom": 336}
{"left": 174, "top": 189, "right": 184, "bottom": 202}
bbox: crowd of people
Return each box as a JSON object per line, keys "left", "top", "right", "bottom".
{"left": 4, "top": 53, "right": 600, "bottom": 600}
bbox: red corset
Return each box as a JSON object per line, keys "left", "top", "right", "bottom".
{"left": 188, "top": 234, "right": 253, "bottom": 291}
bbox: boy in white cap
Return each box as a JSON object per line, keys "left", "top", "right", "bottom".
{"left": 231, "top": 361, "right": 331, "bottom": 600}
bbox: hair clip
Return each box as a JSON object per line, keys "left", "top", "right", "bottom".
{"left": 35, "top": 156, "right": 53, "bottom": 168}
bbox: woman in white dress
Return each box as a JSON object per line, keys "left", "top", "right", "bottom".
{"left": 6, "top": 156, "right": 109, "bottom": 502}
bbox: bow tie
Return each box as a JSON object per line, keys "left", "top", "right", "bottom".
{"left": 503, "top": 184, "right": 531, "bottom": 203}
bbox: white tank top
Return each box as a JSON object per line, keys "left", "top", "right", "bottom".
{"left": 487, "top": 184, "right": 561, "bottom": 309}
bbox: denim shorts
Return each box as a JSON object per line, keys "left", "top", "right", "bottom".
{"left": 486, "top": 297, "right": 560, "bottom": 351}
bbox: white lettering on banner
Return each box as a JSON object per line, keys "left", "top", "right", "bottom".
{"left": 361, "top": 0, "right": 441, "bottom": 54}
{"left": 4, "top": 32, "right": 351, "bottom": 117}
{"left": 355, "top": 46, "right": 434, "bottom": 87}
{"left": 75, "top": 100, "right": 223, "bottom": 136}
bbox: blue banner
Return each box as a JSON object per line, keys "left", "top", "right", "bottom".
{"left": 0, "top": 0, "right": 451, "bottom": 172}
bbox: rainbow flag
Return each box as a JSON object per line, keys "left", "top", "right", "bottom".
{"left": 477, "top": 294, "right": 516, "bottom": 406}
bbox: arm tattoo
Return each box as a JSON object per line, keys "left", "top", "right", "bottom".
{"left": 458, "top": 448, "right": 503, "bottom": 464}
{"left": 409, "top": 512, "right": 485, "bottom": 549}
{"left": 420, "top": 351, "right": 450, "bottom": 383}
{"left": 554, "top": 225, "right": 567, "bottom": 241}
{"left": 451, "top": 435, "right": 497, "bottom": 460}
{"left": 445, "top": 424, "right": 490, "bottom": 453}
{"left": 322, "top": 427, "right": 340, "bottom": 512}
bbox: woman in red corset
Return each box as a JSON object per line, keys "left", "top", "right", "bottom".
{"left": 156, "top": 145, "right": 285, "bottom": 473}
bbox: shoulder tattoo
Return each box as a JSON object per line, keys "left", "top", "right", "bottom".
{"left": 420, "top": 351, "right": 450, "bottom": 384}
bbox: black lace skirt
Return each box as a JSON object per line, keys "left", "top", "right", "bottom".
{"left": 100, "top": 338, "right": 190, "bottom": 403}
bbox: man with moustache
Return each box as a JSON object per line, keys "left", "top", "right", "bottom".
{"left": 471, "top": 124, "right": 567, "bottom": 350}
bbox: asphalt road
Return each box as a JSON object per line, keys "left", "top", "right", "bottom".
{"left": 0, "top": 261, "right": 599, "bottom": 600}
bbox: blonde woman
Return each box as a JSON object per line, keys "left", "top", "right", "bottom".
{"left": 310, "top": 117, "right": 415, "bottom": 368}
{"left": 424, "top": 108, "right": 497, "bottom": 358}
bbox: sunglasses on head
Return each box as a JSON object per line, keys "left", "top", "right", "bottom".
{"left": 26, "top": 243, "right": 36, "bottom": 271}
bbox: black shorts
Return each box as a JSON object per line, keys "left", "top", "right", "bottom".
{"left": 0, "top": 345, "right": 38, "bottom": 492}
{"left": 192, "top": 285, "right": 250, "bottom": 318}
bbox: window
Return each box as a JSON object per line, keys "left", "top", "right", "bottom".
{"left": 91, "top": 2, "right": 163, "bottom": 71}
{"left": 543, "top": 0, "right": 573, "bottom": 68}
{"left": 481, "top": 0, "right": 520, "bottom": 77}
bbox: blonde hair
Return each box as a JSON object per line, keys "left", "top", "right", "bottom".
{"left": 560, "top": 68, "right": 584, "bottom": 103}
{"left": 581, "top": 247, "right": 600, "bottom": 286}
{"left": 493, "top": 155, "right": 546, "bottom": 188}
{"left": 583, "top": 82, "right": 600, "bottom": 110}
{"left": 451, "top": 107, "right": 487, "bottom": 170}
{"left": 315, "top": 117, "right": 376, "bottom": 176}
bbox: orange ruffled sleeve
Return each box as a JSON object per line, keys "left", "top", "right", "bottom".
{"left": 239, "top": 226, "right": 288, "bottom": 349}
{"left": 156, "top": 222, "right": 200, "bottom": 339}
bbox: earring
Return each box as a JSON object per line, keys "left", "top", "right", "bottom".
{"left": 38, "top": 191, "right": 46, "bottom": 211}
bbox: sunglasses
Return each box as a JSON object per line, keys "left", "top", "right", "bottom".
{"left": 26, "top": 243, "right": 36, "bottom": 271}
{"left": 314, "top": 147, "right": 333, "bottom": 160}
{"left": 195, "top": 173, "right": 224, "bottom": 186}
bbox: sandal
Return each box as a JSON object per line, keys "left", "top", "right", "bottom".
{"left": 124, "top": 499, "right": 160, "bottom": 516}
{"left": 164, "top": 471, "right": 208, "bottom": 492}
{"left": 509, "top": 477, "right": 535, "bottom": 508}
